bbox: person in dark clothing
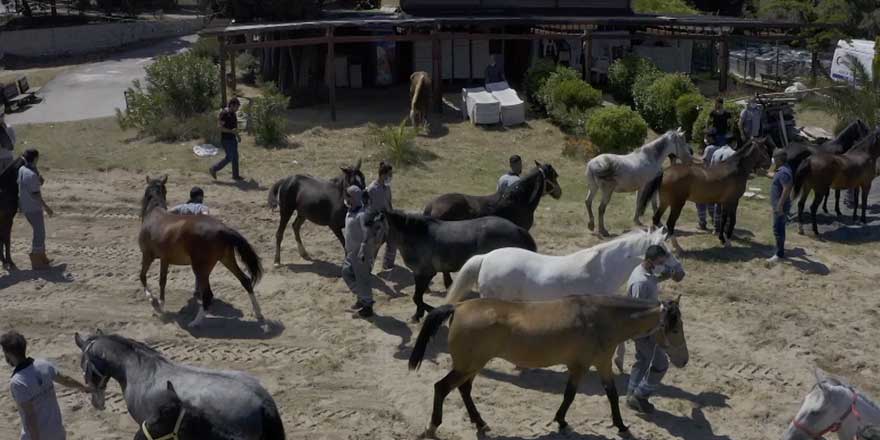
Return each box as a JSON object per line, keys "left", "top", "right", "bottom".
{"left": 210, "top": 98, "right": 242, "bottom": 181}
{"left": 484, "top": 55, "right": 505, "bottom": 85}
{"left": 710, "top": 97, "right": 731, "bottom": 147}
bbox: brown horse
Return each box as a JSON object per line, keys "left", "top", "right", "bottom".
{"left": 793, "top": 126, "right": 880, "bottom": 235}
{"left": 409, "top": 71, "right": 432, "bottom": 130}
{"left": 0, "top": 157, "right": 23, "bottom": 271}
{"left": 408, "top": 295, "right": 688, "bottom": 438}
{"left": 139, "top": 176, "right": 264, "bottom": 328}
{"left": 636, "top": 138, "right": 772, "bottom": 250}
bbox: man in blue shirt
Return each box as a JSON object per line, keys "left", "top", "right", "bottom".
{"left": 497, "top": 155, "right": 522, "bottom": 193}
{"left": 767, "top": 149, "right": 793, "bottom": 265}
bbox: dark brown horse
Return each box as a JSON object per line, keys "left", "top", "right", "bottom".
{"left": 0, "top": 157, "right": 23, "bottom": 271}
{"left": 267, "top": 160, "right": 365, "bottom": 265}
{"left": 637, "top": 138, "right": 772, "bottom": 250}
{"left": 793, "top": 126, "right": 880, "bottom": 235}
{"left": 409, "top": 71, "right": 432, "bottom": 130}
{"left": 139, "top": 176, "right": 264, "bottom": 328}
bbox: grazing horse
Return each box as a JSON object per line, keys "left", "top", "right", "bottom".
{"left": 363, "top": 209, "right": 536, "bottom": 322}
{"left": 139, "top": 176, "right": 264, "bottom": 328}
{"left": 585, "top": 129, "right": 692, "bottom": 237}
{"left": 267, "top": 160, "right": 366, "bottom": 265}
{"left": 0, "top": 157, "right": 23, "bottom": 271}
{"left": 409, "top": 71, "right": 432, "bottom": 130}
{"left": 408, "top": 295, "right": 689, "bottom": 438}
{"left": 134, "top": 381, "right": 222, "bottom": 440}
{"left": 783, "top": 369, "right": 880, "bottom": 440}
{"left": 793, "top": 127, "right": 880, "bottom": 235}
{"left": 637, "top": 138, "right": 772, "bottom": 251}
{"left": 75, "top": 332, "right": 285, "bottom": 440}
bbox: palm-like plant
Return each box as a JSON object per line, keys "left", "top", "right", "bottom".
{"left": 806, "top": 54, "right": 880, "bottom": 133}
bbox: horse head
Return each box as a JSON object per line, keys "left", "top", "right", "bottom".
{"left": 666, "top": 129, "right": 693, "bottom": 163}
{"left": 535, "top": 161, "right": 562, "bottom": 199}
{"left": 648, "top": 226, "right": 686, "bottom": 282}
{"left": 657, "top": 296, "right": 688, "bottom": 368}
{"left": 75, "top": 330, "right": 111, "bottom": 410}
{"left": 783, "top": 370, "right": 864, "bottom": 440}
{"left": 362, "top": 209, "right": 388, "bottom": 249}
{"left": 747, "top": 137, "right": 773, "bottom": 172}
{"left": 340, "top": 159, "right": 366, "bottom": 190}
{"left": 141, "top": 175, "right": 168, "bottom": 219}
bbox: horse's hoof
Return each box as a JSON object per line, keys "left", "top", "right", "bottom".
{"left": 476, "top": 423, "right": 491, "bottom": 435}
{"left": 273, "top": 261, "right": 281, "bottom": 268}
{"left": 150, "top": 298, "right": 164, "bottom": 315}
{"left": 598, "top": 230, "right": 611, "bottom": 238}
{"left": 420, "top": 424, "right": 438, "bottom": 439}
{"left": 723, "top": 240, "right": 732, "bottom": 248}
{"left": 587, "top": 222, "right": 595, "bottom": 231}
{"left": 410, "top": 315, "right": 422, "bottom": 324}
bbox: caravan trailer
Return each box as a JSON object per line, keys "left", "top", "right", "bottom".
{"left": 830, "top": 39, "right": 874, "bottom": 83}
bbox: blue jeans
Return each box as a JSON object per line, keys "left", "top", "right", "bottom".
{"left": 714, "top": 132, "right": 727, "bottom": 146}
{"left": 24, "top": 210, "right": 46, "bottom": 253}
{"left": 772, "top": 201, "right": 791, "bottom": 258}
{"left": 342, "top": 254, "right": 374, "bottom": 308}
{"left": 696, "top": 204, "right": 719, "bottom": 227}
{"left": 628, "top": 337, "right": 668, "bottom": 398}
{"left": 212, "top": 137, "right": 240, "bottom": 178}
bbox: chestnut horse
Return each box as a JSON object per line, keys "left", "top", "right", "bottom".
{"left": 793, "top": 126, "right": 880, "bottom": 235}
{"left": 636, "top": 138, "right": 772, "bottom": 250}
{"left": 408, "top": 295, "right": 688, "bottom": 438}
{"left": 139, "top": 176, "right": 264, "bottom": 328}
{"left": 410, "top": 71, "right": 432, "bottom": 130}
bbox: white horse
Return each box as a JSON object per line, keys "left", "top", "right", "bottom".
{"left": 585, "top": 129, "right": 692, "bottom": 237}
{"left": 784, "top": 369, "right": 880, "bottom": 440}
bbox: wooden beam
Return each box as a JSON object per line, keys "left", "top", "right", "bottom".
{"left": 719, "top": 37, "right": 730, "bottom": 93}
{"left": 219, "top": 36, "right": 227, "bottom": 107}
{"left": 230, "top": 49, "right": 237, "bottom": 94}
{"left": 327, "top": 26, "right": 337, "bottom": 122}
{"left": 431, "top": 29, "right": 442, "bottom": 113}
{"left": 583, "top": 31, "right": 593, "bottom": 84}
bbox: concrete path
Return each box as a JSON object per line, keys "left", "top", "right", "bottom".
{"left": 7, "top": 34, "right": 197, "bottom": 125}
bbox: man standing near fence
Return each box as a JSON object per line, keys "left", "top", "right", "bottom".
{"left": 210, "top": 98, "right": 243, "bottom": 181}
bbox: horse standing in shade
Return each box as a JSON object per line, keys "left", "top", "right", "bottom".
{"left": 585, "top": 129, "right": 692, "bottom": 237}
{"left": 362, "top": 209, "right": 536, "bottom": 322}
{"left": 783, "top": 369, "right": 880, "bottom": 440}
{"left": 408, "top": 296, "right": 689, "bottom": 438}
{"left": 75, "top": 332, "right": 285, "bottom": 440}
{"left": 793, "top": 127, "right": 880, "bottom": 235}
{"left": 139, "top": 176, "right": 264, "bottom": 328}
{"left": 267, "top": 160, "right": 365, "bottom": 265}
{"left": 409, "top": 71, "right": 432, "bottom": 130}
{"left": 0, "top": 157, "right": 23, "bottom": 270}
{"left": 636, "top": 138, "right": 772, "bottom": 251}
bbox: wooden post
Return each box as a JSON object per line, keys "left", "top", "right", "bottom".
{"left": 431, "top": 28, "right": 442, "bottom": 113}
{"left": 230, "top": 49, "right": 237, "bottom": 94}
{"left": 327, "top": 26, "right": 336, "bottom": 122}
{"left": 718, "top": 37, "right": 729, "bottom": 93}
{"left": 469, "top": 38, "right": 473, "bottom": 84}
{"left": 219, "top": 36, "right": 227, "bottom": 107}
{"left": 583, "top": 30, "right": 593, "bottom": 84}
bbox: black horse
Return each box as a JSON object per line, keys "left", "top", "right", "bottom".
{"left": 423, "top": 161, "right": 562, "bottom": 231}
{"left": 0, "top": 157, "right": 23, "bottom": 271}
{"left": 134, "top": 381, "right": 225, "bottom": 440}
{"left": 268, "top": 160, "right": 366, "bottom": 266}
{"left": 364, "top": 210, "right": 537, "bottom": 322}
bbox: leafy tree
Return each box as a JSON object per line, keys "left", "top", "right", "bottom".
{"left": 803, "top": 54, "right": 879, "bottom": 130}
{"left": 633, "top": 0, "right": 697, "bottom": 14}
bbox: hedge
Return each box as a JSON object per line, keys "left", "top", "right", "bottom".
{"left": 692, "top": 101, "right": 744, "bottom": 145}
{"left": 523, "top": 57, "right": 558, "bottom": 110}
{"left": 674, "top": 93, "right": 706, "bottom": 141}
{"left": 607, "top": 55, "right": 660, "bottom": 103}
{"left": 633, "top": 72, "right": 699, "bottom": 132}
{"left": 537, "top": 65, "right": 582, "bottom": 112}
{"left": 586, "top": 105, "right": 648, "bottom": 154}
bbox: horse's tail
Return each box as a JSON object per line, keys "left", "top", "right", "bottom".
{"left": 792, "top": 159, "right": 812, "bottom": 200}
{"left": 409, "top": 304, "right": 456, "bottom": 371}
{"left": 260, "top": 399, "right": 286, "bottom": 440}
{"left": 267, "top": 178, "right": 285, "bottom": 210}
{"left": 221, "top": 228, "right": 264, "bottom": 287}
{"left": 445, "top": 254, "right": 484, "bottom": 304}
{"left": 636, "top": 172, "right": 663, "bottom": 219}
{"left": 411, "top": 74, "right": 424, "bottom": 114}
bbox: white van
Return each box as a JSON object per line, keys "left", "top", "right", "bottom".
{"left": 830, "top": 39, "right": 874, "bottom": 83}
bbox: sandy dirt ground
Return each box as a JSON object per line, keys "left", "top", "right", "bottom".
{"left": 2, "top": 89, "right": 880, "bottom": 440}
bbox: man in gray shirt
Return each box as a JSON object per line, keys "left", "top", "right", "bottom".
{"left": 3, "top": 330, "right": 91, "bottom": 440}
{"left": 739, "top": 96, "right": 763, "bottom": 142}
{"left": 17, "top": 149, "right": 54, "bottom": 270}
{"left": 169, "top": 187, "right": 210, "bottom": 216}
{"left": 342, "top": 186, "right": 374, "bottom": 319}
{"left": 625, "top": 245, "right": 677, "bottom": 414}
{"left": 366, "top": 161, "right": 395, "bottom": 271}
{"left": 497, "top": 154, "right": 522, "bottom": 193}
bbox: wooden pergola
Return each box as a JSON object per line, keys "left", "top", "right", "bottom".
{"left": 202, "top": 13, "right": 833, "bottom": 121}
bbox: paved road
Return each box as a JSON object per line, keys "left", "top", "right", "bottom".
{"left": 7, "top": 34, "right": 197, "bottom": 125}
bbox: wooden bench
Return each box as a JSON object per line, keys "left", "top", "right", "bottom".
{"left": 1, "top": 83, "right": 27, "bottom": 112}
{"left": 17, "top": 76, "right": 41, "bottom": 102}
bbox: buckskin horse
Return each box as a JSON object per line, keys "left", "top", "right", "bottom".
{"left": 409, "top": 71, "right": 431, "bottom": 130}
{"left": 139, "top": 175, "right": 264, "bottom": 328}
{"left": 408, "top": 295, "right": 689, "bottom": 438}
{"left": 267, "top": 160, "right": 365, "bottom": 265}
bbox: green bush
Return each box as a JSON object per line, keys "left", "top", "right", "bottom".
{"left": 586, "top": 105, "right": 648, "bottom": 153}
{"left": 367, "top": 121, "right": 420, "bottom": 167}
{"left": 633, "top": 73, "right": 699, "bottom": 132}
{"left": 607, "top": 55, "right": 659, "bottom": 103}
{"left": 523, "top": 58, "right": 558, "bottom": 110}
{"left": 552, "top": 79, "right": 603, "bottom": 110}
{"left": 675, "top": 93, "right": 706, "bottom": 141}
{"left": 537, "top": 67, "right": 601, "bottom": 132}
{"left": 236, "top": 52, "right": 258, "bottom": 84}
{"left": 537, "top": 65, "right": 582, "bottom": 112}
{"left": 693, "top": 101, "right": 744, "bottom": 145}
{"left": 190, "top": 37, "right": 219, "bottom": 62}
{"left": 247, "top": 83, "right": 288, "bottom": 147}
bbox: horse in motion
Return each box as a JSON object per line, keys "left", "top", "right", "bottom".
{"left": 408, "top": 295, "right": 689, "bottom": 438}
{"left": 267, "top": 160, "right": 365, "bottom": 265}
{"left": 637, "top": 138, "right": 772, "bottom": 251}
{"left": 423, "top": 161, "right": 562, "bottom": 230}
{"left": 363, "top": 209, "right": 536, "bottom": 322}
{"left": 0, "top": 157, "right": 23, "bottom": 271}
{"left": 585, "top": 129, "right": 692, "bottom": 237}
{"left": 75, "top": 331, "right": 285, "bottom": 440}
{"left": 139, "top": 175, "right": 264, "bottom": 328}
{"left": 783, "top": 369, "right": 880, "bottom": 440}
{"left": 409, "top": 71, "right": 432, "bottom": 130}
{"left": 793, "top": 126, "right": 880, "bottom": 235}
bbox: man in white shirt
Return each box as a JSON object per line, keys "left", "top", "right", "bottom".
{"left": 496, "top": 154, "right": 522, "bottom": 193}
{"left": 17, "top": 149, "right": 54, "bottom": 269}
{"left": 169, "top": 187, "right": 210, "bottom": 216}
{"left": 0, "top": 110, "right": 16, "bottom": 172}
{"left": 2, "top": 330, "right": 91, "bottom": 440}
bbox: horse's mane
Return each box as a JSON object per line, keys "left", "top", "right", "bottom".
{"left": 97, "top": 334, "right": 165, "bottom": 359}
{"left": 387, "top": 209, "right": 432, "bottom": 234}
{"left": 640, "top": 131, "right": 674, "bottom": 160}
{"left": 586, "top": 229, "right": 655, "bottom": 253}
{"left": 847, "top": 128, "right": 880, "bottom": 154}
